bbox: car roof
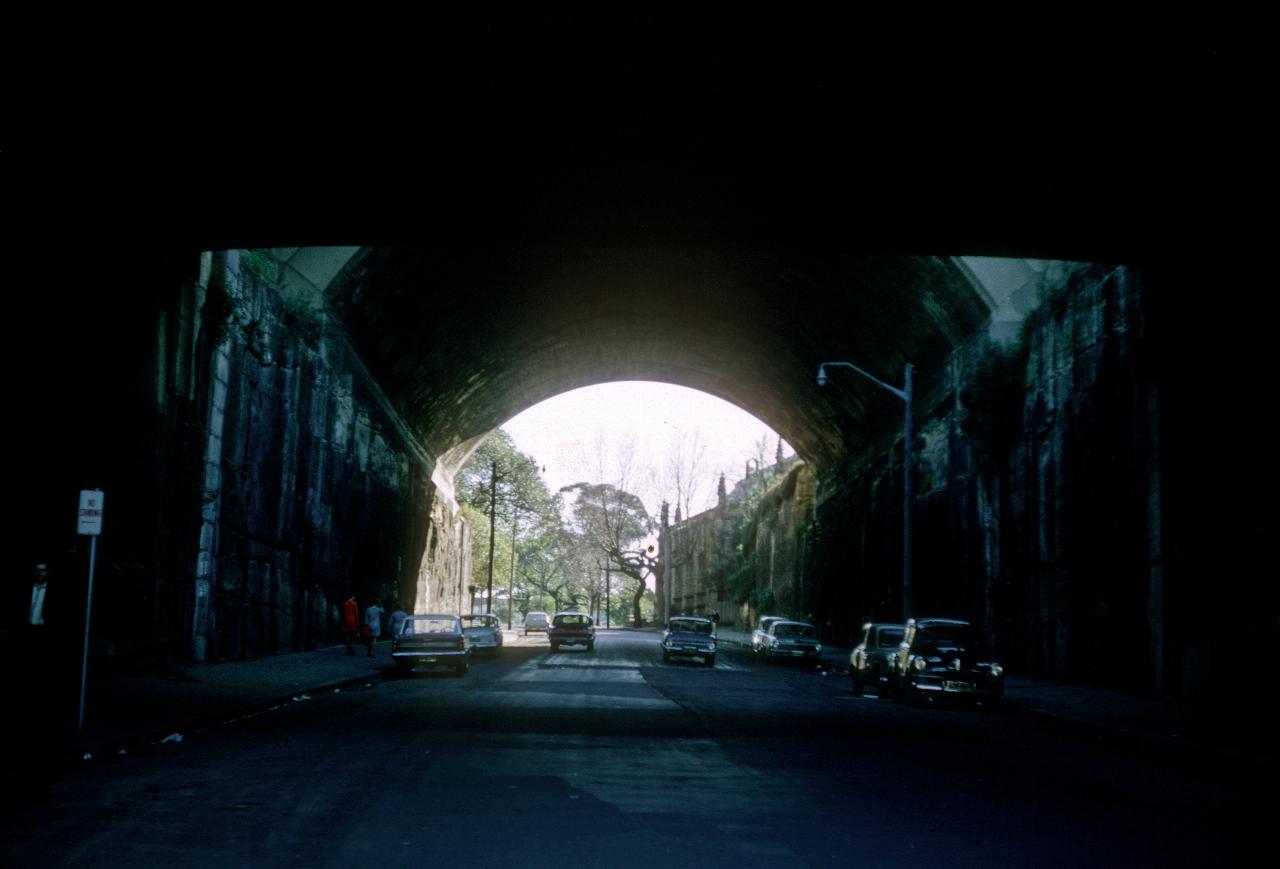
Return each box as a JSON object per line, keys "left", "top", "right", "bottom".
{"left": 913, "top": 617, "right": 971, "bottom": 627}
{"left": 669, "top": 616, "right": 712, "bottom": 623}
{"left": 770, "top": 619, "right": 815, "bottom": 628}
{"left": 410, "top": 613, "right": 459, "bottom": 620}
{"left": 554, "top": 610, "right": 588, "bottom": 616}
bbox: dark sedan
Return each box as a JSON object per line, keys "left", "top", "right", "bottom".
{"left": 660, "top": 616, "right": 717, "bottom": 666}
{"left": 391, "top": 614, "right": 470, "bottom": 676}
{"left": 759, "top": 619, "right": 822, "bottom": 665}
{"left": 850, "top": 621, "right": 905, "bottom": 696}
{"left": 891, "top": 617, "right": 1004, "bottom": 705}
{"left": 548, "top": 611, "right": 595, "bottom": 652}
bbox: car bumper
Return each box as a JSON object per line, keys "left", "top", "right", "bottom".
{"left": 548, "top": 635, "right": 593, "bottom": 645}
{"left": 466, "top": 637, "right": 501, "bottom": 649}
{"left": 908, "top": 675, "right": 1004, "bottom": 697}
{"left": 765, "top": 647, "right": 822, "bottom": 660}
{"left": 663, "top": 644, "right": 716, "bottom": 658}
{"left": 393, "top": 649, "right": 469, "bottom": 668}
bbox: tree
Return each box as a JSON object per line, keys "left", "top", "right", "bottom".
{"left": 457, "top": 431, "right": 556, "bottom": 617}
{"left": 560, "top": 482, "right": 659, "bottom": 626}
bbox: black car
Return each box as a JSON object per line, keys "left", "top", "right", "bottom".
{"left": 660, "top": 616, "right": 717, "bottom": 666}
{"left": 547, "top": 611, "right": 595, "bottom": 652}
{"left": 890, "top": 617, "right": 1004, "bottom": 705}
{"left": 758, "top": 619, "right": 823, "bottom": 665}
{"left": 849, "top": 622, "right": 905, "bottom": 696}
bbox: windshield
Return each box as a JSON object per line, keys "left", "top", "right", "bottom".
{"left": 877, "top": 629, "right": 904, "bottom": 647}
{"left": 916, "top": 626, "right": 979, "bottom": 648}
{"left": 774, "top": 623, "right": 816, "bottom": 639}
{"left": 400, "top": 618, "right": 458, "bottom": 635}
{"left": 669, "top": 619, "right": 713, "bottom": 634}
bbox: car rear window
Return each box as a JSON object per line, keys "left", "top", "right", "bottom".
{"left": 554, "top": 614, "right": 589, "bottom": 626}
{"left": 401, "top": 618, "right": 458, "bottom": 635}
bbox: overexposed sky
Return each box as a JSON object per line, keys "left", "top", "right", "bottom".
{"left": 500, "top": 381, "right": 792, "bottom": 519}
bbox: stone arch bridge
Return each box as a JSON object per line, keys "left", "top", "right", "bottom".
{"left": 11, "top": 18, "right": 1259, "bottom": 700}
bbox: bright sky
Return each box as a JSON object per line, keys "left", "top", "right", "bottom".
{"left": 500, "top": 381, "right": 793, "bottom": 519}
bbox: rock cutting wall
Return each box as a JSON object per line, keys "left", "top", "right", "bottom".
{"left": 22, "top": 251, "right": 470, "bottom": 667}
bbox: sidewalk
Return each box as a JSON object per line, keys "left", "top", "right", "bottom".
{"left": 33, "top": 628, "right": 1278, "bottom": 772}
{"left": 75, "top": 641, "right": 393, "bottom": 758}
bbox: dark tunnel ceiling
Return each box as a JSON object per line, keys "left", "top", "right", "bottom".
{"left": 48, "top": 15, "right": 1227, "bottom": 266}
{"left": 328, "top": 245, "right": 991, "bottom": 474}
{"left": 33, "top": 17, "right": 1227, "bottom": 479}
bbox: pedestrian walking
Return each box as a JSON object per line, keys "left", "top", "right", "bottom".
{"left": 711, "top": 608, "right": 720, "bottom": 626}
{"left": 364, "top": 600, "right": 384, "bottom": 657}
{"left": 342, "top": 594, "right": 360, "bottom": 655}
{"left": 389, "top": 607, "right": 408, "bottom": 639}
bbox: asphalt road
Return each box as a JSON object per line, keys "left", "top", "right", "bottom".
{"left": 2, "top": 629, "right": 1266, "bottom": 867}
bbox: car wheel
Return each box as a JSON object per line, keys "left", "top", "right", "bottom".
{"left": 662, "top": 650, "right": 670, "bottom": 664}
{"left": 851, "top": 674, "right": 864, "bottom": 696}
{"left": 395, "top": 660, "right": 410, "bottom": 678}
{"left": 550, "top": 642, "right": 558, "bottom": 652}
{"left": 705, "top": 655, "right": 715, "bottom": 667}
{"left": 586, "top": 642, "right": 594, "bottom": 652}
{"left": 455, "top": 660, "right": 468, "bottom": 676}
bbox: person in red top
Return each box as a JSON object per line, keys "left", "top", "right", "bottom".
{"left": 341, "top": 595, "right": 360, "bottom": 655}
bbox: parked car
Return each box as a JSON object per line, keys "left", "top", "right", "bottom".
{"left": 890, "top": 617, "right": 1004, "bottom": 705}
{"left": 750, "top": 614, "right": 787, "bottom": 653}
{"left": 759, "top": 619, "right": 822, "bottom": 665}
{"left": 523, "top": 611, "right": 550, "bottom": 635}
{"left": 460, "top": 613, "right": 504, "bottom": 652}
{"left": 660, "top": 616, "right": 717, "bottom": 666}
{"left": 547, "top": 611, "right": 595, "bottom": 651}
{"left": 850, "top": 622, "right": 905, "bottom": 696}
{"left": 391, "top": 614, "right": 470, "bottom": 676}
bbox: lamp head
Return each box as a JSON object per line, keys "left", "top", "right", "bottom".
{"left": 816, "top": 367, "right": 827, "bottom": 387}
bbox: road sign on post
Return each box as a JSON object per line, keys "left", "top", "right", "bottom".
{"left": 77, "top": 490, "right": 104, "bottom": 733}
{"left": 77, "top": 490, "right": 104, "bottom": 535}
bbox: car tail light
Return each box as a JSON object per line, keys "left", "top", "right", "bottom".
{"left": 455, "top": 638, "right": 465, "bottom": 651}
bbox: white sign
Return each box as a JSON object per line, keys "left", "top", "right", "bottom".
{"left": 77, "top": 489, "right": 104, "bottom": 536}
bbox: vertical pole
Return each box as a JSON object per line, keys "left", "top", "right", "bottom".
{"left": 78, "top": 536, "right": 98, "bottom": 733}
{"left": 605, "top": 565, "right": 610, "bottom": 629}
{"left": 486, "top": 461, "right": 497, "bottom": 614}
{"left": 902, "top": 362, "right": 914, "bottom": 622}
{"left": 507, "top": 509, "right": 518, "bottom": 629}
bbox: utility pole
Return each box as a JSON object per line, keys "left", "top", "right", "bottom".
{"left": 486, "top": 460, "right": 497, "bottom": 614}
{"left": 818, "top": 360, "right": 914, "bottom": 620}
{"left": 507, "top": 508, "right": 519, "bottom": 628}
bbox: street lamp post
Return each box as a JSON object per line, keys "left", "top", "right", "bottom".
{"left": 817, "top": 360, "right": 914, "bottom": 621}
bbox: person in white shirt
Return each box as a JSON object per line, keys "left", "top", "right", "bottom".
{"left": 363, "top": 602, "right": 384, "bottom": 657}
{"left": 29, "top": 563, "right": 50, "bottom": 627}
